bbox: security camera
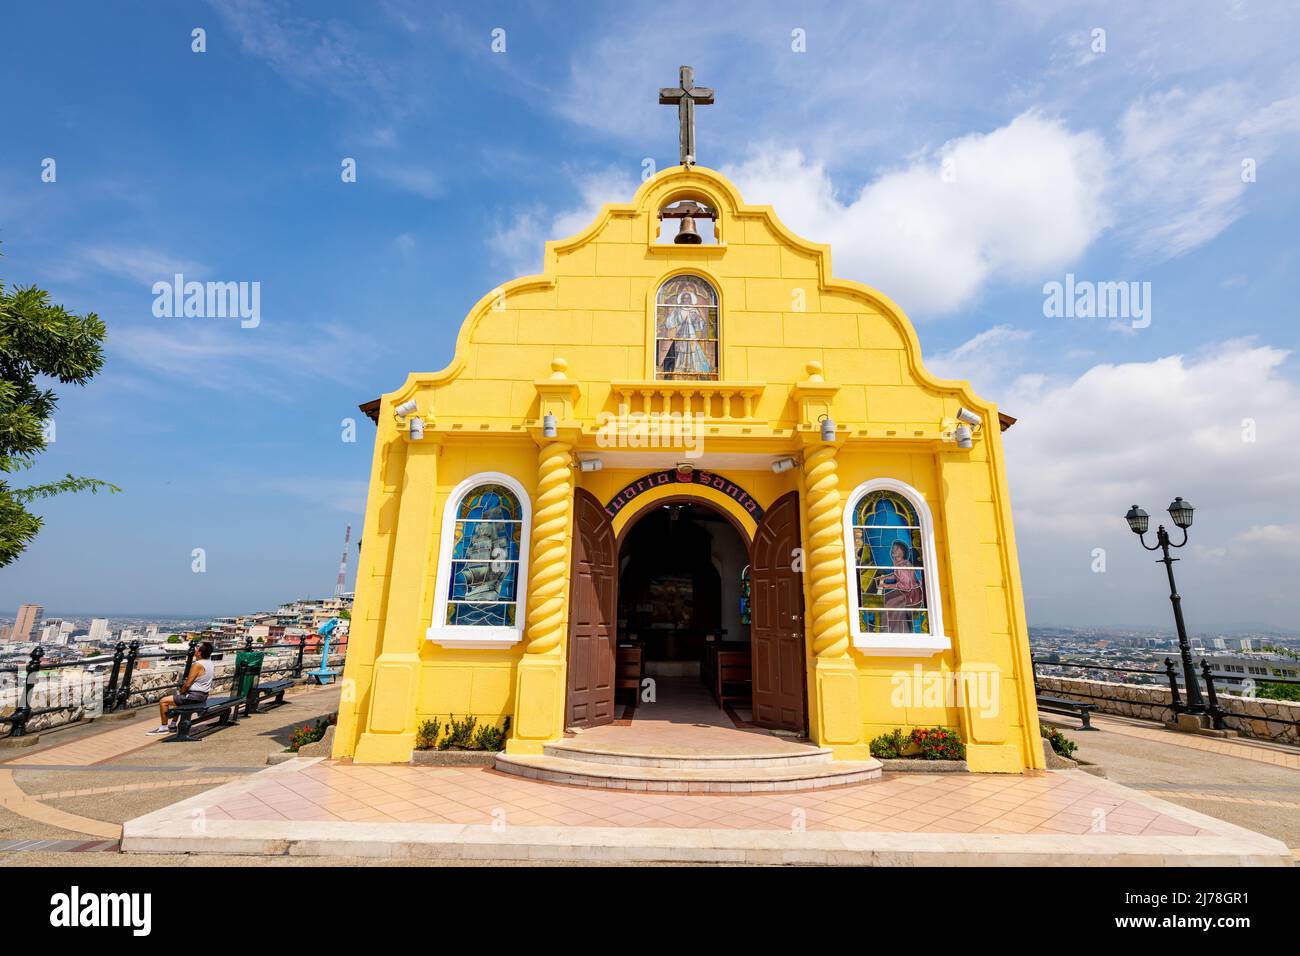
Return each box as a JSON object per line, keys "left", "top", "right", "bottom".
{"left": 408, "top": 416, "right": 425, "bottom": 441}
{"left": 394, "top": 399, "right": 419, "bottom": 417}
{"left": 578, "top": 458, "right": 602, "bottom": 472}
{"left": 954, "top": 424, "right": 973, "bottom": 449}
{"left": 955, "top": 407, "right": 981, "bottom": 427}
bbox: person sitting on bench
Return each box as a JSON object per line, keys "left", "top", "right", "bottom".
{"left": 147, "top": 642, "right": 214, "bottom": 736}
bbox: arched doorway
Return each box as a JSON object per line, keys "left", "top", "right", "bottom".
{"left": 564, "top": 489, "right": 806, "bottom": 734}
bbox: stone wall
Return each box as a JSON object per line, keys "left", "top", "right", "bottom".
{"left": 1, "top": 652, "right": 345, "bottom": 735}
{"left": 1036, "top": 675, "right": 1300, "bottom": 746}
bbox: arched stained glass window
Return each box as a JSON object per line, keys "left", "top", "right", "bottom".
{"left": 851, "top": 490, "right": 929, "bottom": 635}
{"left": 739, "top": 565, "right": 751, "bottom": 626}
{"left": 655, "top": 275, "right": 719, "bottom": 380}
{"left": 445, "top": 483, "right": 523, "bottom": 627}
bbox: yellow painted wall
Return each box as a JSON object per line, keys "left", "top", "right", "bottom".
{"left": 335, "top": 165, "right": 1043, "bottom": 772}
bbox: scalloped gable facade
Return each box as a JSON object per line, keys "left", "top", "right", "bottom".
{"left": 335, "top": 165, "right": 1044, "bottom": 773}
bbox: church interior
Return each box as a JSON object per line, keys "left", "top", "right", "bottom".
{"left": 615, "top": 501, "right": 754, "bottom": 720}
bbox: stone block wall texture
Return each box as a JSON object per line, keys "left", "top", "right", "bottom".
{"left": 1036, "top": 675, "right": 1299, "bottom": 746}
{"left": 1, "top": 651, "right": 343, "bottom": 735}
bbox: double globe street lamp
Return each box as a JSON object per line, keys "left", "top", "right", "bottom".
{"left": 1124, "top": 496, "right": 1204, "bottom": 714}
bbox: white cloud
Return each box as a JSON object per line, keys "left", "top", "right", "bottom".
{"left": 375, "top": 164, "right": 440, "bottom": 199}
{"left": 927, "top": 325, "right": 1034, "bottom": 394}
{"left": 1232, "top": 524, "right": 1300, "bottom": 554}
{"left": 109, "top": 321, "right": 370, "bottom": 396}
{"left": 724, "top": 111, "right": 1110, "bottom": 315}
{"left": 489, "top": 167, "right": 639, "bottom": 278}
{"left": 1002, "top": 340, "right": 1300, "bottom": 627}
{"left": 208, "top": 0, "right": 393, "bottom": 103}
{"left": 75, "top": 245, "right": 208, "bottom": 285}
{"left": 1118, "top": 85, "right": 1300, "bottom": 258}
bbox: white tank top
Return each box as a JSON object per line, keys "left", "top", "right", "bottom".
{"left": 190, "top": 659, "right": 214, "bottom": 693}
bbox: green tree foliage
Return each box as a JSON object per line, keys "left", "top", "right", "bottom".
{"left": 1, "top": 259, "right": 119, "bottom": 566}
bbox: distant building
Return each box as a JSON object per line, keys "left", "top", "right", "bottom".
{"left": 1203, "top": 653, "right": 1300, "bottom": 695}
{"left": 39, "top": 621, "right": 70, "bottom": 646}
{"left": 13, "top": 604, "right": 43, "bottom": 642}
{"left": 88, "top": 618, "right": 110, "bottom": 643}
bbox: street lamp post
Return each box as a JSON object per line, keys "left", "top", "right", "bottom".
{"left": 1124, "top": 497, "right": 1204, "bottom": 714}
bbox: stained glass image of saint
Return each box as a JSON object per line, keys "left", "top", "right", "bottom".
{"left": 853, "top": 490, "right": 929, "bottom": 635}
{"left": 655, "top": 275, "right": 719, "bottom": 380}
{"left": 445, "top": 484, "right": 522, "bottom": 627}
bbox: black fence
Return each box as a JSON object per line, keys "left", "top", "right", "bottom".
{"left": 1032, "top": 656, "right": 1300, "bottom": 733}
{"left": 0, "top": 634, "right": 348, "bottom": 740}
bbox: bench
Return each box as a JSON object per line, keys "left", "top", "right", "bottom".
{"left": 1037, "top": 695, "right": 1096, "bottom": 730}
{"left": 162, "top": 694, "right": 243, "bottom": 743}
{"left": 305, "top": 669, "right": 340, "bottom": 686}
{"left": 708, "top": 647, "right": 752, "bottom": 708}
{"left": 243, "top": 669, "right": 295, "bottom": 714}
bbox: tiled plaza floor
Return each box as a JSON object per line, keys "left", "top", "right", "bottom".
{"left": 196, "top": 760, "right": 1203, "bottom": 836}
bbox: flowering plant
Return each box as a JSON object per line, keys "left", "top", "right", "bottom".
{"left": 910, "top": 726, "right": 966, "bottom": 761}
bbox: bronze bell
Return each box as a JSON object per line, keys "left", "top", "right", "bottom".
{"left": 674, "top": 215, "right": 702, "bottom": 244}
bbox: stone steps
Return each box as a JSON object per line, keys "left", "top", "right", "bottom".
{"left": 493, "top": 751, "right": 882, "bottom": 792}
{"left": 543, "top": 740, "right": 834, "bottom": 769}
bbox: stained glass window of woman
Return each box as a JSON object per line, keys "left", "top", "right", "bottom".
{"left": 445, "top": 483, "right": 522, "bottom": 626}
{"left": 655, "top": 275, "right": 719, "bottom": 380}
{"left": 852, "top": 490, "right": 929, "bottom": 634}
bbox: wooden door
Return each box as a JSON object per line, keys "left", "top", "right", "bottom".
{"left": 750, "top": 492, "right": 807, "bottom": 733}
{"left": 565, "top": 489, "right": 617, "bottom": 728}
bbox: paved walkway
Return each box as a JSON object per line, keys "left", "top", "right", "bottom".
{"left": 193, "top": 758, "right": 1200, "bottom": 835}
{"left": 0, "top": 685, "right": 341, "bottom": 849}
{"left": 1057, "top": 712, "right": 1300, "bottom": 854}
{"left": 1084, "top": 713, "right": 1300, "bottom": 770}
{"left": 122, "top": 757, "right": 1290, "bottom": 864}
{"left": 5, "top": 686, "right": 1297, "bottom": 865}
{"left": 568, "top": 677, "right": 815, "bottom": 757}
{"left": 1, "top": 714, "right": 167, "bottom": 767}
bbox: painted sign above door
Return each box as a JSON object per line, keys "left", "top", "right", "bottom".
{"left": 603, "top": 468, "right": 765, "bottom": 521}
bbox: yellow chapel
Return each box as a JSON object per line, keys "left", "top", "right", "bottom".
{"left": 335, "top": 122, "right": 1043, "bottom": 775}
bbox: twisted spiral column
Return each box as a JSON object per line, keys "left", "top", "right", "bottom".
{"left": 802, "top": 444, "right": 851, "bottom": 659}
{"left": 523, "top": 440, "right": 573, "bottom": 655}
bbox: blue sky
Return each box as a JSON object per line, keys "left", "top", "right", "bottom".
{"left": 2, "top": 1, "right": 1298, "bottom": 630}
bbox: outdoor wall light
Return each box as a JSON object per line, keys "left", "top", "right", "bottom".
{"left": 394, "top": 399, "right": 419, "bottom": 417}
{"left": 819, "top": 414, "right": 836, "bottom": 442}
{"left": 771, "top": 456, "right": 797, "bottom": 473}
{"left": 542, "top": 412, "right": 557, "bottom": 438}
{"left": 408, "top": 416, "right": 425, "bottom": 441}
{"left": 954, "top": 424, "right": 973, "bottom": 449}
{"left": 578, "top": 458, "right": 602, "bottom": 472}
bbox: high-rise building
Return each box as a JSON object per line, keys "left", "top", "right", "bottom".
{"left": 12, "top": 604, "right": 43, "bottom": 642}
{"left": 88, "top": 618, "right": 110, "bottom": 643}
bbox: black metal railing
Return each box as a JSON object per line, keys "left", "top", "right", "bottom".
{"left": 0, "top": 633, "right": 348, "bottom": 739}
{"left": 1032, "top": 656, "right": 1300, "bottom": 735}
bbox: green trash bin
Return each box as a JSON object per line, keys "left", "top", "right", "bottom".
{"left": 234, "top": 651, "right": 265, "bottom": 698}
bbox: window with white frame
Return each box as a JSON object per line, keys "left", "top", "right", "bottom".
{"left": 428, "top": 473, "right": 531, "bottom": 649}
{"left": 843, "top": 478, "right": 950, "bottom": 655}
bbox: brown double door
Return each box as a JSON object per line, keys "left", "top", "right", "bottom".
{"left": 750, "top": 492, "right": 807, "bottom": 733}
{"left": 565, "top": 489, "right": 617, "bottom": 729}
{"left": 563, "top": 488, "right": 807, "bottom": 735}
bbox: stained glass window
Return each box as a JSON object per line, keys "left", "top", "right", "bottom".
{"left": 739, "top": 565, "right": 751, "bottom": 626}
{"left": 445, "top": 483, "right": 523, "bottom": 627}
{"left": 852, "top": 490, "right": 930, "bottom": 635}
{"left": 655, "top": 275, "right": 719, "bottom": 381}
